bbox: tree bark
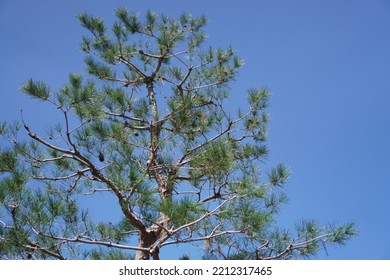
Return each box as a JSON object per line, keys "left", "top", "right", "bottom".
{"left": 135, "top": 230, "right": 157, "bottom": 260}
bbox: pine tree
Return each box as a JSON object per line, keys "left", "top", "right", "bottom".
{"left": 0, "top": 9, "right": 356, "bottom": 260}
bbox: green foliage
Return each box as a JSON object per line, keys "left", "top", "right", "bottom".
{"left": 159, "top": 196, "right": 203, "bottom": 227}
{"left": 0, "top": 150, "right": 17, "bottom": 172}
{"left": 21, "top": 78, "right": 51, "bottom": 100}
{"left": 84, "top": 56, "right": 116, "bottom": 79}
{"left": 190, "top": 140, "right": 234, "bottom": 179}
{"left": 179, "top": 254, "right": 191, "bottom": 260}
{"left": 268, "top": 164, "right": 290, "bottom": 187}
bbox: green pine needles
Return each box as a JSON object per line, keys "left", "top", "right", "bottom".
{"left": 0, "top": 8, "right": 356, "bottom": 260}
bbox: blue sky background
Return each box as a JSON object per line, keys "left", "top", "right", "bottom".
{"left": 1, "top": 0, "right": 390, "bottom": 259}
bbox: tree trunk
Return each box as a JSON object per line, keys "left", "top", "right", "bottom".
{"left": 134, "top": 81, "right": 172, "bottom": 260}
{"left": 135, "top": 230, "right": 157, "bottom": 260}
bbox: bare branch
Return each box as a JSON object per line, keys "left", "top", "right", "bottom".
{"left": 117, "top": 55, "right": 147, "bottom": 79}
{"left": 259, "top": 232, "right": 336, "bottom": 260}
{"left": 31, "top": 228, "right": 149, "bottom": 252}
{"left": 22, "top": 121, "right": 76, "bottom": 156}
{"left": 24, "top": 241, "right": 65, "bottom": 260}
{"left": 31, "top": 167, "right": 90, "bottom": 181}
{"left": 33, "top": 154, "right": 74, "bottom": 163}
{"left": 150, "top": 194, "right": 239, "bottom": 252}
{"left": 161, "top": 230, "right": 242, "bottom": 248}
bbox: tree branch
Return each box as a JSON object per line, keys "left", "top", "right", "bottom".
{"left": 24, "top": 241, "right": 66, "bottom": 260}
{"left": 31, "top": 167, "right": 90, "bottom": 181}
{"left": 150, "top": 194, "right": 238, "bottom": 252}
{"left": 31, "top": 227, "right": 149, "bottom": 253}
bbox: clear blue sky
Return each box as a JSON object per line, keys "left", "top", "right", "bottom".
{"left": 1, "top": 0, "right": 390, "bottom": 260}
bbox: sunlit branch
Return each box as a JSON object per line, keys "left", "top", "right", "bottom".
{"left": 31, "top": 227, "right": 149, "bottom": 252}
{"left": 31, "top": 167, "right": 91, "bottom": 181}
